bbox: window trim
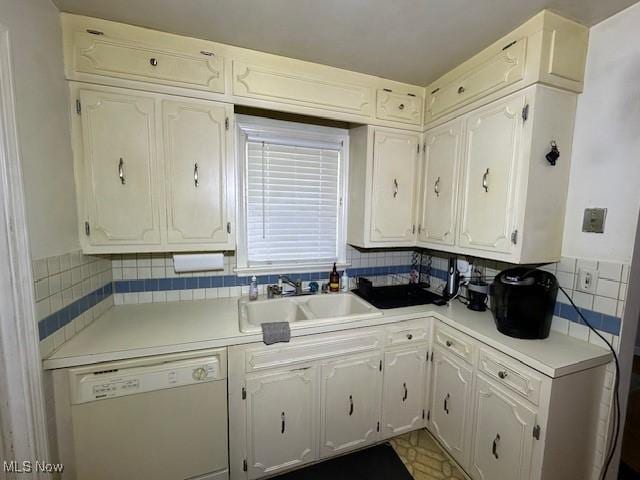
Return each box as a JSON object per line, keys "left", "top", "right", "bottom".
{"left": 235, "top": 115, "right": 350, "bottom": 276}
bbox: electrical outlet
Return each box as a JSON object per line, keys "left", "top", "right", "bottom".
{"left": 576, "top": 268, "right": 599, "bottom": 294}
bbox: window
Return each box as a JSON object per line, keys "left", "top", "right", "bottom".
{"left": 236, "top": 116, "right": 349, "bottom": 274}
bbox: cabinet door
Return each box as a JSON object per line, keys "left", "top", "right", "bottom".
{"left": 162, "top": 99, "right": 233, "bottom": 247}
{"left": 320, "top": 353, "right": 382, "bottom": 457}
{"left": 381, "top": 346, "right": 427, "bottom": 439}
{"left": 370, "top": 129, "right": 419, "bottom": 243}
{"left": 470, "top": 374, "right": 537, "bottom": 480}
{"left": 458, "top": 94, "right": 525, "bottom": 254}
{"left": 245, "top": 368, "right": 317, "bottom": 479}
{"left": 79, "top": 89, "right": 161, "bottom": 246}
{"left": 429, "top": 347, "right": 473, "bottom": 468}
{"left": 419, "top": 119, "right": 462, "bottom": 246}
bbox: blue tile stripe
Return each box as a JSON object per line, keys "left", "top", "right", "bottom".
{"left": 113, "top": 265, "right": 414, "bottom": 294}
{"left": 430, "top": 268, "right": 622, "bottom": 336}
{"left": 38, "top": 283, "right": 113, "bottom": 341}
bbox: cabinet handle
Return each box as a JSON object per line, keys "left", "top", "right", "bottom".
{"left": 482, "top": 168, "right": 489, "bottom": 193}
{"left": 349, "top": 395, "right": 354, "bottom": 416}
{"left": 393, "top": 178, "right": 398, "bottom": 198}
{"left": 281, "top": 412, "right": 286, "bottom": 434}
{"left": 492, "top": 433, "right": 500, "bottom": 459}
{"left": 402, "top": 383, "right": 408, "bottom": 402}
{"left": 498, "top": 370, "right": 508, "bottom": 379}
{"left": 445, "top": 340, "right": 453, "bottom": 347}
{"left": 458, "top": 86, "right": 465, "bottom": 94}
{"left": 398, "top": 103, "right": 405, "bottom": 110}
{"left": 149, "top": 57, "right": 158, "bottom": 66}
{"left": 118, "top": 158, "right": 125, "bottom": 185}
{"left": 434, "top": 176, "right": 441, "bottom": 197}
{"left": 444, "top": 393, "right": 450, "bottom": 414}
{"left": 194, "top": 163, "right": 199, "bottom": 187}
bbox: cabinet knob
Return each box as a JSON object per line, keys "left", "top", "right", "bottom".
{"left": 406, "top": 334, "right": 413, "bottom": 340}
{"left": 398, "top": 103, "right": 405, "bottom": 110}
{"left": 150, "top": 57, "right": 158, "bottom": 66}
{"left": 498, "top": 370, "right": 508, "bottom": 379}
{"left": 458, "top": 86, "right": 465, "bottom": 94}
{"left": 445, "top": 340, "right": 453, "bottom": 347}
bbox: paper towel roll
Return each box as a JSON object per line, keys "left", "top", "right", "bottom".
{"left": 173, "top": 253, "right": 224, "bottom": 273}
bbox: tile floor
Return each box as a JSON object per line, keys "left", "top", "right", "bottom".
{"left": 390, "top": 429, "right": 467, "bottom": 480}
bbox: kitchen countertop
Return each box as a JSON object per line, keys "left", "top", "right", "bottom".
{"left": 43, "top": 295, "right": 612, "bottom": 378}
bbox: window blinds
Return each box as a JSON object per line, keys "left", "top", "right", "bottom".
{"left": 246, "top": 140, "right": 341, "bottom": 266}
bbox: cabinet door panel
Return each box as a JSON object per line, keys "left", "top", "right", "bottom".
{"left": 162, "top": 99, "right": 232, "bottom": 246}
{"left": 245, "top": 368, "right": 317, "bottom": 479}
{"left": 419, "top": 120, "right": 462, "bottom": 245}
{"left": 381, "top": 346, "right": 427, "bottom": 438}
{"left": 370, "top": 130, "right": 419, "bottom": 242}
{"left": 320, "top": 353, "right": 382, "bottom": 457}
{"left": 458, "top": 94, "right": 525, "bottom": 253}
{"left": 470, "top": 374, "right": 536, "bottom": 480}
{"left": 80, "top": 89, "right": 160, "bottom": 245}
{"left": 429, "top": 348, "right": 473, "bottom": 468}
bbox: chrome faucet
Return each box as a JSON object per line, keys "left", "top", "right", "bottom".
{"left": 280, "top": 275, "right": 303, "bottom": 295}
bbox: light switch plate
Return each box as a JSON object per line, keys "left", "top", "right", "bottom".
{"left": 582, "top": 208, "right": 607, "bottom": 233}
{"left": 576, "top": 268, "right": 599, "bottom": 294}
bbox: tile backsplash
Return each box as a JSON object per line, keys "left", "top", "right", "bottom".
{"left": 33, "top": 250, "right": 114, "bottom": 358}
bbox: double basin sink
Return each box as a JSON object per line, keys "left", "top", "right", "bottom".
{"left": 238, "top": 293, "right": 382, "bottom": 333}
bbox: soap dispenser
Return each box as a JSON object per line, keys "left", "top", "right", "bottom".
{"left": 249, "top": 275, "right": 258, "bottom": 301}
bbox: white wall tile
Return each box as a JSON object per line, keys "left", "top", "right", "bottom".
{"left": 568, "top": 322, "right": 590, "bottom": 342}
{"left": 597, "top": 261, "right": 622, "bottom": 281}
{"left": 551, "top": 316, "right": 569, "bottom": 335}
{"left": 557, "top": 257, "right": 576, "bottom": 273}
{"left": 595, "top": 279, "right": 619, "bottom": 299}
{"left": 593, "top": 296, "right": 617, "bottom": 316}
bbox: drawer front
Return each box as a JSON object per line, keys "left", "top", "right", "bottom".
{"left": 376, "top": 89, "right": 423, "bottom": 125}
{"left": 73, "top": 32, "right": 224, "bottom": 93}
{"left": 385, "top": 319, "right": 430, "bottom": 346}
{"left": 232, "top": 60, "right": 374, "bottom": 117}
{"left": 427, "top": 39, "right": 526, "bottom": 121}
{"left": 433, "top": 323, "right": 475, "bottom": 364}
{"left": 478, "top": 348, "right": 542, "bottom": 405}
{"left": 245, "top": 330, "right": 383, "bottom": 372}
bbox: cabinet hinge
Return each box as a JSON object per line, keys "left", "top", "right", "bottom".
{"left": 376, "top": 422, "right": 380, "bottom": 432}
{"left": 243, "top": 459, "right": 248, "bottom": 472}
{"left": 241, "top": 387, "right": 246, "bottom": 400}
{"left": 533, "top": 424, "right": 541, "bottom": 440}
{"left": 379, "top": 360, "right": 382, "bottom": 372}
{"left": 422, "top": 409, "right": 425, "bottom": 420}
{"left": 522, "top": 104, "right": 529, "bottom": 122}
{"left": 511, "top": 229, "right": 518, "bottom": 245}
{"left": 76, "top": 99, "right": 81, "bottom": 115}
{"left": 225, "top": 117, "right": 229, "bottom": 130}
{"left": 502, "top": 40, "right": 517, "bottom": 51}
{"left": 427, "top": 410, "right": 431, "bottom": 421}
{"left": 84, "top": 221, "right": 90, "bottom": 236}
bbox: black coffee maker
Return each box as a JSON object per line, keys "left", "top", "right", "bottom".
{"left": 490, "top": 268, "right": 558, "bottom": 339}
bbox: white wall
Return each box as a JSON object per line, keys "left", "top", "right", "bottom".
{"left": 0, "top": 0, "right": 78, "bottom": 260}
{"left": 562, "top": 1, "right": 640, "bottom": 264}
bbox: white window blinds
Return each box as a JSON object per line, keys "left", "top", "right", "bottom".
{"left": 246, "top": 140, "right": 341, "bottom": 266}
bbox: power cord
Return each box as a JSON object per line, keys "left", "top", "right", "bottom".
{"left": 558, "top": 285, "right": 620, "bottom": 480}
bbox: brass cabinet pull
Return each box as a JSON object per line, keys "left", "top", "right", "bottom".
{"left": 281, "top": 412, "right": 285, "bottom": 434}
{"left": 149, "top": 57, "right": 158, "bottom": 66}
{"left": 482, "top": 168, "right": 489, "bottom": 193}
{"left": 493, "top": 434, "right": 501, "bottom": 459}
{"left": 118, "top": 158, "right": 125, "bottom": 185}
{"left": 393, "top": 178, "right": 399, "bottom": 198}
{"left": 349, "top": 395, "right": 354, "bottom": 416}
{"left": 402, "top": 383, "right": 408, "bottom": 402}
{"left": 444, "top": 393, "right": 450, "bottom": 414}
{"left": 434, "top": 176, "right": 441, "bottom": 197}
{"left": 194, "top": 163, "right": 199, "bottom": 187}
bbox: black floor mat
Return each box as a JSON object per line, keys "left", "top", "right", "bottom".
{"left": 271, "top": 443, "right": 413, "bottom": 480}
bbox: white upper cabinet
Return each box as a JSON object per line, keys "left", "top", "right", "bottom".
{"left": 319, "top": 353, "right": 382, "bottom": 458}
{"left": 380, "top": 346, "right": 427, "bottom": 439}
{"left": 72, "top": 30, "right": 224, "bottom": 93}
{"left": 376, "top": 89, "right": 423, "bottom": 126}
{"left": 348, "top": 126, "right": 420, "bottom": 248}
{"left": 245, "top": 368, "right": 318, "bottom": 479}
{"left": 424, "top": 10, "right": 588, "bottom": 126}
{"left": 78, "top": 88, "right": 161, "bottom": 246}
{"left": 458, "top": 94, "right": 524, "bottom": 254}
{"left": 162, "top": 98, "right": 234, "bottom": 248}
{"left": 73, "top": 84, "right": 235, "bottom": 253}
{"left": 418, "top": 119, "right": 463, "bottom": 247}
{"left": 469, "top": 374, "right": 537, "bottom": 480}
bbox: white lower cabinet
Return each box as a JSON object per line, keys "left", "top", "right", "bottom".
{"left": 429, "top": 347, "right": 473, "bottom": 469}
{"left": 319, "top": 353, "right": 382, "bottom": 457}
{"left": 469, "top": 374, "right": 536, "bottom": 480}
{"left": 245, "top": 368, "right": 318, "bottom": 479}
{"left": 381, "top": 346, "right": 428, "bottom": 438}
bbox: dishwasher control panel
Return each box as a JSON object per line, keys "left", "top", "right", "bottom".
{"left": 70, "top": 356, "right": 220, "bottom": 404}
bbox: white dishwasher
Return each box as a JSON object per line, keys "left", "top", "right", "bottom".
{"left": 61, "top": 349, "right": 228, "bottom": 480}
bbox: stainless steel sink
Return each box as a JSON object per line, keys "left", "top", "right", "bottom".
{"left": 238, "top": 293, "right": 382, "bottom": 333}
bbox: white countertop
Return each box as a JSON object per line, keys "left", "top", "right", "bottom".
{"left": 43, "top": 295, "right": 611, "bottom": 378}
